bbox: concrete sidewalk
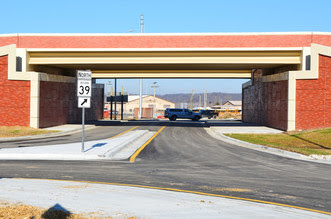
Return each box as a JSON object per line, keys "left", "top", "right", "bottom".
{"left": 0, "top": 178, "right": 329, "bottom": 218}
{"left": 210, "top": 124, "right": 284, "bottom": 134}
{"left": 0, "top": 130, "right": 155, "bottom": 160}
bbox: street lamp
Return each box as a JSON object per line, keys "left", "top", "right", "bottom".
{"left": 151, "top": 82, "right": 159, "bottom": 101}
{"left": 151, "top": 82, "right": 159, "bottom": 118}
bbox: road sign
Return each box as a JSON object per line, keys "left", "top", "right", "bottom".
{"left": 77, "top": 70, "right": 92, "bottom": 97}
{"left": 77, "top": 70, "right": 92, "bottom": 153}
{"left": 77, "top": 80, "right": 92, "bottom": 97}
{"left": 107, "top": 95, "right": 128, "bottom": 102}
{"left": 77, "top": 70, "right": 92, "bottom": 80}
{"left": 78, "top": 97, "right": 91, "bottom": 108}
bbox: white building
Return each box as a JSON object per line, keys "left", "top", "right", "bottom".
{"left": 105, "top": 95, "right": 175, "bottom": 118}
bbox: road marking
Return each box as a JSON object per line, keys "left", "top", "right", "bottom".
{"left": 199, "top": 186, "right": 252, "bottom": 192}
{"left": 129, "top": 125, "right": 166, "bottom": 163}
{"left": 14, "top": 178, "right": 331, "bottom": 216}
{"left": 108, "top": 126, "right": 138, "bottom": 139}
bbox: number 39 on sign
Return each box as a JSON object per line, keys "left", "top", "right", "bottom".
{"left": 77, "top": 80, "right": 92, "bottom": 97}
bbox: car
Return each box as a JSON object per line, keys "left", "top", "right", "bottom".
{"left": 199, "top": 110, "right": 218, "bottom": 119}
{"left": 164, "top": 108, "right": 201, "bottom": 121}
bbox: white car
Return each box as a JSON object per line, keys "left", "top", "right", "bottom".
{"left": 164, "top": 108, "right": 201, "bottom": 121}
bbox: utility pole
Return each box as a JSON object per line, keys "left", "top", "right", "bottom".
{"left": 190, "top": 90, "right": 194, "bottom": 109}
{"left": 138, "top": 14, "right": 144, "bottom": 119}
{"left": 140, "top": 14, "right": 144, "bottom": 33}
{"left": 199, "top": 95, "right": 201, "bottom": 109}
{"left": 107, "top": 81, "right": 112, "bottom": 96}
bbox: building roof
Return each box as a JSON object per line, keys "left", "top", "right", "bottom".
{"left": 225, "top": 101, "right": 242, "bottom": 106}
{"left": 128, "top": 95, "right": 175, "bottom": 104}
{"left": 212, "top": 100, "right": 242, "bottom": 110}
{"left": 128, "top": 95, "right": 148, "bottom": 102}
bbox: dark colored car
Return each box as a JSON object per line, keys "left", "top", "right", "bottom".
{"left": 164, "top": 108, "right": 201, "bottom": 121}
{"left": 199, "top": 110, "right": 218, "bottom": 119}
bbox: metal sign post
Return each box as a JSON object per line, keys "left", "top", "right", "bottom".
{"left": 82, "top": 107, "right": 85, "bottom": 152}
{"left": 77, "top": 70, "right": 92, "bottom": 153}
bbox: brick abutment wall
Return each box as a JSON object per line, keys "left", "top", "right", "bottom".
{"left": 39, "top": 81, "right": 104, "bottom": 128}
{"left": 242, "top": 70, "right": 288, "bottom": 130}
{"left": 0, "top": 55, "right": 30, "bottom": 126}
{"left": 295, "top": 55, "right": 331, "bottom": 130}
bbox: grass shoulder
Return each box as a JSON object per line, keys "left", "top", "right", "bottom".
{"left": 224, "top": 128, "right": 331, "bottom": 156}
{"left": 0, "top": 126, "right": 58, "bottom": 138}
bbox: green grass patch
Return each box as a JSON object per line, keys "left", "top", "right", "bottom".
{"left": 225, "top": 128, "right": 331, "bottom": 156}
{"left": 10, "top": 130, "right": 20, "bottom": 134}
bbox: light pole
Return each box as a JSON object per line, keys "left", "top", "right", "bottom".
{"left": 151, "top": 82, "right": 158, "bottom": 118}
{"left": 138, "top": 14, "right": 144, "bottom": 119}
{"left": 151, "top": 82, "right": 159, "bottom": 101}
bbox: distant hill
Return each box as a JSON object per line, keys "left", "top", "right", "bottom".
{"left": 157, "top": 92, "right": 241, "bottom": 108}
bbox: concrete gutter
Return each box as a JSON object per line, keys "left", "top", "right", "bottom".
{"left": 206, "top": 127, "right": 331, "bottom": 165}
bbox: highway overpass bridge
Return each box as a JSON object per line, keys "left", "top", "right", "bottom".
{"left": 0, "top": 32, "right": 330, "bottom": 130}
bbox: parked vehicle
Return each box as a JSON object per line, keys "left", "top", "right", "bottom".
{"left": 199, "top": 110, "right": 218, "bottom": 119}
{"left": 164, "top": 108, "right": 201, "bottom": 121}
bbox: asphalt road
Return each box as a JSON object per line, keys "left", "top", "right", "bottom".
{"left": 0, "top": 120, "right": 330, "bottom": 213}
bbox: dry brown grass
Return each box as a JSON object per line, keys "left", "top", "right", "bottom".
{"left": 0, "top": 126, "right": 58, "bottom": 138}
{"left": 0, "top": 201, "right": 138, "bottom": 219}
{"left": 0, "top": 202, "right": 77, "bottom": 219}
{"left": 218, "top": 112, "right": 241, "bottom": 120}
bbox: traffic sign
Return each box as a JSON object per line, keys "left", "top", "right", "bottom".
{"left": 78, "top": 97, "right": 91, "bottom": 108}
{"left": 77, "top": 70, "right": 92, "bottom": 153}
{"left": 77, "top": 70, "right": 92, "bottom": 97}
{"left": 77, "top": 70, "right": 92, "bottom": 80}
{"left": 107, "top": 95, "right": 128, "bottom": 102}
{"left": 77, "top": 80, "right": 92, "bottom": 97}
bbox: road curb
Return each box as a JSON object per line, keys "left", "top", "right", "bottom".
{"left": 102, "top": 130, "right": 149, "bottom": 158}
{"left": 205, "top": 127, "right": 331, "bottom": 165}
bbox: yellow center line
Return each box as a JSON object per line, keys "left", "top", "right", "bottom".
{"left": 108, "top": 126, "right": 138, "bottom": 139}
{"left": 129, "top": 125, "right": 167, "bottom": 163}
{"left": 14, "top": 178, "right": 331, "bottom": 216}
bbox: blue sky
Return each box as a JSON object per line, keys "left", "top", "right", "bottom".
{"left": 1, "top": 0, "right": 330, "bottom": 95}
